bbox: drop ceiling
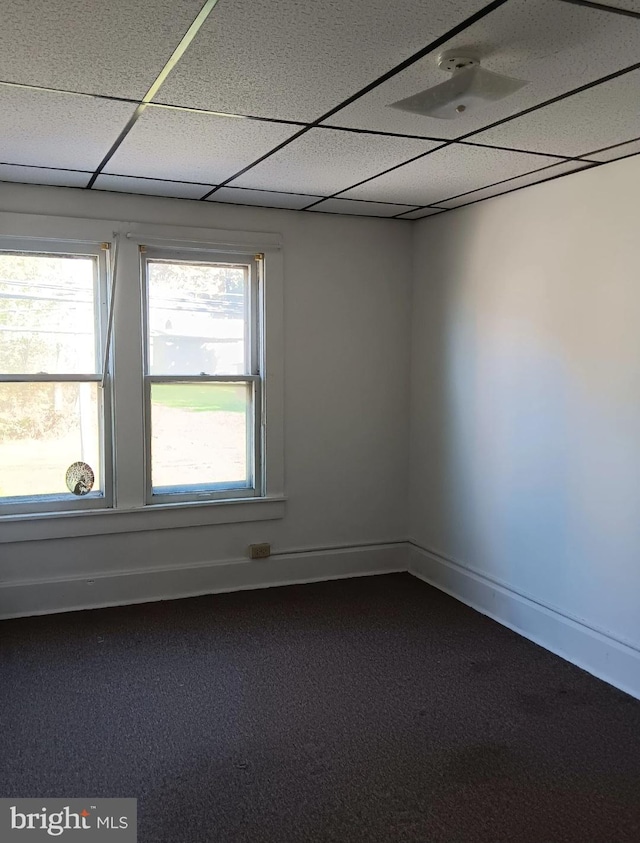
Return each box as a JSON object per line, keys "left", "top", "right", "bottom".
{"left": 1, "top": 0, "right": 639, "bottom": 220}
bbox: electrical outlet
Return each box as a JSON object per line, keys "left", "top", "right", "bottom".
{"left": 249, "top": 543, "right": 271, "bottom": 559}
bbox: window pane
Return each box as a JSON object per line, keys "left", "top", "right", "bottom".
{"left": 150, "top": 383, "right": 249, "bottom": 492}
{"left": 147, "top": 259, "right": 248, "bottom": 376}
{"left": 0, "top": 252, "right": 98, "bottom": 374}
{"left": 0, "top": 382, "right": 102, "bottom": 499}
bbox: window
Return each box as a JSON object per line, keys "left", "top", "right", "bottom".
{"left": 0, "top": 240, "right": 110, "bottom": 514}
{"left": 142, "top": 248, "right": 263, "bottom": 502}
{"left": 0, "top": 216, "right": 284, "bottom": 540}
{"left": 0, "top": 215, "right": 284, "bottom": 537}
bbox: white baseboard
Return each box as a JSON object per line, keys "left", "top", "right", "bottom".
{"left": 5, "top": 536, "right": 638, "bottom": 702}
{"left": 0, "top": 542, "right": 408, "bottom": 620}
{"left": 408, "top": 542, "right": 640, "bottom": 701}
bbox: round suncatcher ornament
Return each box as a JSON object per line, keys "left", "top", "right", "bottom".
{"left": 65, "top": 461, "right": 95, "bottom": 496}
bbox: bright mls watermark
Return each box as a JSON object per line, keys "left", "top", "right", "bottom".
{"left": 0, "top": 799, "right": 136, "bottom": 841}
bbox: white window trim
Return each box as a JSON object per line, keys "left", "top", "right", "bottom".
{"left": 0, "top": 213, "right": 286, "bottom": 542}
{"left": 141, "top": 246, "right": 262, "bottom": 504}
{"left": 0, "top": 236, "right": 113, "bottom": 515}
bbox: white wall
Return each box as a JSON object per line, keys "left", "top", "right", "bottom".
{"left": 409, "top": 156, "right": 640, "bottom": 696}
{"left": 0, "top": 183, "right": 412, "bottom": 614}
{"left": 4, "top": 159, "right": 640, "bottom": 698}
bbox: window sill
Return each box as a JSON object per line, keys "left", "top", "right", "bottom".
{"left": 0, "top": 496, "right": 286, "bottom": 544}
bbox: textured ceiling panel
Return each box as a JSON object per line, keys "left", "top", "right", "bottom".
{"left": 0, "top": 86, "right": 137, "bottom": 170}
{"left": 94, "top": 175, "right": 210, "bottom": 199}
{"left": 341, "top": 144, "right": 554, "bottom": 205}
{"left": 0, "top": 164, "right": 90, "bottom": 188}
{"left": 396, "top": 207, "right": 447, "bottom": 220}
{"left": 310, "top": 199, "right": 418, "bottom": 217}
{"left": 230, "top": 129, "right": 438, "bottom": 195}
{"left": 207, "top": 188, "right": 321, "bottom": 210}
{"left": 105, "top": 108, "right": 300, "bottom": 184}
{"left": 322, "top": 0, "right": 640, "bottom": 140}
{"left": 436, "top": 160, "right": 592, "bottom": 207}
{"left": 585, "top": 138, "right": 640, "bottom": 162}
{"left": 1, "top": 0, "right": 632, "bottom": 211}
{"left": 0, "top": 0, "right": 206, "bottom": 99}
{"left": 154, "top": 0, "right": 489, "bottom": 122}
{"left": 471, "top": 68, "right": 640, "bottom": 156}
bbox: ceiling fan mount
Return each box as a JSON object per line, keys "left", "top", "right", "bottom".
{"left": 388, "top": 50, "right": 527, "bottom": 120}
{"left": 436, "top": 51, "right": 480, "bottom": 74}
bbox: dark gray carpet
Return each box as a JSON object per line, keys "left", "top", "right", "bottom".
{"left": 1, "top": 573, "right": 639, "bottom": 842}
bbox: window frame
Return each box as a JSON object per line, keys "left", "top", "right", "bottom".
{"left": 0, "top": 236, "right": 113, "bottom": 516}
{"left": 140, "top": 246, "right": 264, "bottom": 504}
{"left": 0, "top": 214, "right": 285, "bottom": 541}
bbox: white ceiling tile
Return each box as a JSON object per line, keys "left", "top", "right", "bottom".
{"left": 0, "top": 0, "right": 206, "bottom": 99}
{"left": 322, "top": 0, "right": 640, "bottom": 140}
{"left": 154, "top": 0, "right": 490, "bottom": 122}
{"left": 0, "top": 85, "right": 137, "bottom": 170}
{"left": 436, "top": 160, "right": 592, "bottom": 207}
{"left": 310, "top": 199, "right": 418, "bottom": 217}
{"left": 230, "top": 129, "right": 439, "bottom": 195}
{"left": 93, "top": 174, "right": 210, "bottom": 199}
{"left": 342, "top": 144, "right": 554, "bottom": 205}
{"left": 105, "top": 107, "right": 300, "bottom": 184}
{"left": 581, "top": 137, "right": 640, "bottom": 163}
{"left": 397, "top": 208, "right": 447, "bottom": 219}
{"left": 472, "top": 68, "right": 640, "bottom": 156}
{"left": 0, "top": 164, "right": 90, "bottom": 188}
{"left": 206, "top": 188, "right": 320, "bottom": 210}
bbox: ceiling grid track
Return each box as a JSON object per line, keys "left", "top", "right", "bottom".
{"left": 1, "top": 0, "right": 640, "bottom": 214}
{"left": 300, "top": 53, "right": 640, "bottom": 211}
{"left": 394, "top": 158, "right": 603, "bottom": 218}
{"left": 453, "top": 59, "right": 640, "bottom": 146}
{"left": 198, "top": 0, "right": 512, "bottom": 199}
{"left": 555, "top": 0, "right": 640, "bottom": 19}
{"left": 302, "top": 87, "right": 640, "bottom": 210}
{"left": 85, "top": 0, "right": 222, "bottom": 188}
{"left": 399, "top": 161, "right": 585, "bottom": 212}
{"left": 198, "top": 0, "right": 640, "bottom": 205}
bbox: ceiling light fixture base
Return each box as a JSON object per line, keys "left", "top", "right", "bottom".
{"left": 388, "top": 51, "right": 528, "bottom": 120}
{"left": 437, "top": 51, "right": 480, "bottom": 74}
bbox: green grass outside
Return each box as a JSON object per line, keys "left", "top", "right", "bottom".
{"left": 152, "top": 384, "right": 245, "bottom": 413}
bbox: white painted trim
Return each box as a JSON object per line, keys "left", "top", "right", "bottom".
{"left": 0, "top": 210, "right": 286, "bottom": 534}
{"left": 6, "top": 532, "right": 637, "bottom": 703}
{"left": 125, "top": 221, "right": 281, "bottom": 251}
{"left": 0, "top": 213, "right": 282, "bottom": 252}
{"left": 0, "top": 212, "right": 119, "bottom": 242}
{"left": 0, "top": 542, "right": 407, "bottom": 620}
{"left": 408, "top": 541, "right": 640, "bottom": 701}
{"left": 0, "top": 496, "right": 287, "bottom": 543}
